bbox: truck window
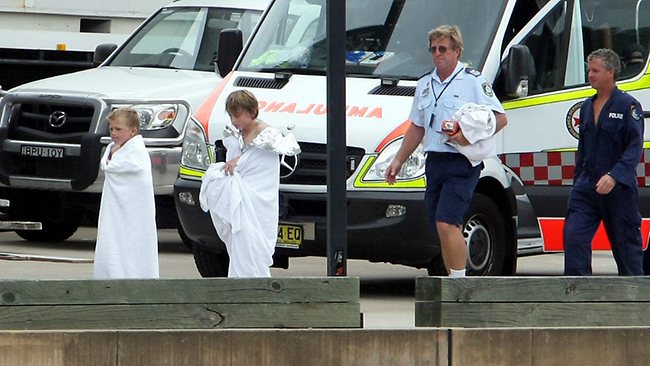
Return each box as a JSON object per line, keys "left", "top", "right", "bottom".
{"left": 110, "top": 7, "right": 263, "bottom": 72}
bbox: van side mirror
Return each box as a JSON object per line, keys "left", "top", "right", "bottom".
{"left": 216, "top": 29, "right": 243, "bottom": 77}
{"left": 504, "top": 45, "right": 535, "bottom": 98}
{"left": 93, "top": 44, "right": 118, "bottom": 67}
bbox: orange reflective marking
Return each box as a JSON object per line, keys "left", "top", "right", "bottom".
{"left": 540, "top": 217, "right": 650, "bottom": 252}
{"left": 194, "top": 72, "right": 233, "bottom": 132}
{"left": 374, "top": 120, "right": 411, "bottom": 152}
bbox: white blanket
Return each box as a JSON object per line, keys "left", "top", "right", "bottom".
{"left": 199, "top": 126, "right": 300, "bottom": 277}
{"left": 447, "top": 102, "right": 497, "bottom": 166}
{"left": 94, "top": 134, "right": 159, "bottom": 279}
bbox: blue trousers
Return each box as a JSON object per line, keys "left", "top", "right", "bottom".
{"left": 563, "top": 176, "right": 643, "bottom": 275}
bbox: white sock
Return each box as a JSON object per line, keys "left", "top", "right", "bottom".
{"left": 449, "top": 268, "right": 466, "bottom": 278}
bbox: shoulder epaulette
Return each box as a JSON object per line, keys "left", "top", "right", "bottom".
{"left": 465, "top": 67, "right": 481, "bottom": 77}
{"left": 418, "top": 67, "right": 435, "bottom": 80}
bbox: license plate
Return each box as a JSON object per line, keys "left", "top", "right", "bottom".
{"left": 21, "top": 145, "right": 64, "bottom": 159}
{"left": 277, "top": 224, "right": 303, "bottom": 249}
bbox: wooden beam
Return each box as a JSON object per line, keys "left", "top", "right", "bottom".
{"left": 0, "top": 278, "right": 361, "bottom": 329}
{"left": 416, "top": 277, "right": 650, "bottom": 327}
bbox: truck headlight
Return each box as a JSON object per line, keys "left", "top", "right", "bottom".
{"left": 181, "top": 118, "right": 212, "bottom": 171}
{"left": 362, "top": 138, "right": 426, "bottom": 182}
{"left": 115, "top": 103, "right": 179, "bottom": 130}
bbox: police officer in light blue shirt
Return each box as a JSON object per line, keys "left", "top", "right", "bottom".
{"left": 564, "top": 48, "right": 645, "bottom": 276}
{"left": 410, "top": 59, "right": 505, "bottom": 153}
{"left": 385, "top": 25, "right": 508, "bottom": 277}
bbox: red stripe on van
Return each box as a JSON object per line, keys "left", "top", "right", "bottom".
{"left": 540, "top": 217, "right": 650, "bottom": 251}
{"left": 375, "top": 120, "right": 411, "bottom": 152}
{"left": 194, "top": 72, "right": 233, "bottom": 133}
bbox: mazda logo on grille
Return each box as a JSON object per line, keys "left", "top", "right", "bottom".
{"left": 49, "top": 111, "right": 67, "bottom": 128}
{"left": 280, "top": 154, "right": 299, "bottom": 179}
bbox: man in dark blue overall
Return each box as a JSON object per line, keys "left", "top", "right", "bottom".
{"left": 564, "top": 48, "right": 645, "bottom": 276}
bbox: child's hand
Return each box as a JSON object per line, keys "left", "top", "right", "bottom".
{"left": 223, "top": 156, "right": 240, "bottom": 175}
{"left": 108, "top": 143, "right": 121, "bottom": 160}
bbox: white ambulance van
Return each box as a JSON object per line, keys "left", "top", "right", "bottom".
{"left": 0, "top": 0, "right": 269, "bottom": 243}
{"left": 175, "top": 0, "right": 650, "bottom": 276}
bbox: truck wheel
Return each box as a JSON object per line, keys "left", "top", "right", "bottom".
{"left": 15, "top": 214, "right": 80, "bottom": 242}
{"left": 464, "top": 193, "right": 505, "bottom": 276}
{"left": 192, "top": 243, "right": 229, "bottom": 277}
{"left": 177, "top": 226, "right": 194, "bottom": 251}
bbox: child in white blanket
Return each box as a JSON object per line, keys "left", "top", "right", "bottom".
{"left": 199, "top": 90, "right": 300, "bottom": 277}
{"left": 93, "top": 108, "right": 159, "bottom": 279}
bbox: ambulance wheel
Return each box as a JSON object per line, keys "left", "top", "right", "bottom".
{"left": 192, "top": 243, "right": 229, "bottom": 277}
{"left": 464, "top": 193, "right": 505, "bottom": 276}
{"left": 426, "top": 253, "right": 447, "bottom": 276}
{"left": 15, "top": 212, "right": 80, "bottom": 242}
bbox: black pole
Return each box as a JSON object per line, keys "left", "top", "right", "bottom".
{"left": 326, "top": 0, "right": 347, "bottom": 276}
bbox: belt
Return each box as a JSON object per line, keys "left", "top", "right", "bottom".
{"left": 426, "top": 151, "right": 461, "bottom": 160}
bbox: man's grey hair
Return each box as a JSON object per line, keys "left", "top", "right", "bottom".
{"left": 588, "top": 48, "right": 622, "bottom": 77}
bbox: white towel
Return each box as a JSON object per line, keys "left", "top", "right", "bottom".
{"left": 448, "top": 103, "right": 497, "bottom": 166}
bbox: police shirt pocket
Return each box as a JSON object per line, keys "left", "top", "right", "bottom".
{"left": 417, "top": 92, "right": 433, "bottom": 110}
{"left": 600, "top": 114, "right": 625, "bottom": 134}
{"left": 444, "top": 99, "right": 468, "bottom": 113}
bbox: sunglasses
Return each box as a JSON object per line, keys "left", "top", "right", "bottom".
{"left": 428, "top": 45, "right": 451, "bottom": 54}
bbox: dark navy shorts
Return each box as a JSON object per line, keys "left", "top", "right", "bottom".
{"left": 424, "top": 152, "right": 481, "bottom": 228}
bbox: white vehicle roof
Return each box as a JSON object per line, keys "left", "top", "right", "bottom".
{"left": 164, "top": 0, "right": 270, "bottom": 11}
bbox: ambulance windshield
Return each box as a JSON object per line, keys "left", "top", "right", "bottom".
{"left": 239, "top": 0, "right": 504, "bottom": 80}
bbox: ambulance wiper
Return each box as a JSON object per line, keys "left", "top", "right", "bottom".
{"left": 346, "top": 73, "right": 417, "bottom": 82}
{"left": 257, "top": 67, "right": 326, "bottom": 76}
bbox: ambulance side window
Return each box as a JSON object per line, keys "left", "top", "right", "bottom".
{"left": 580, "top": 0, "right": 650, "bottom": 80}
{"left": 517, "top": 2, "right": 568, "bottom": 93}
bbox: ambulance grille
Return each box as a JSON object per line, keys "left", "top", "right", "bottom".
{"left": 368, "top": 85, "right": 415, "bottom": 96}
{"left": 281, "top": 142, "right": 365, "bottom": 185}
{"left": 234, "top": 76, "right": 288, "bottom": 89}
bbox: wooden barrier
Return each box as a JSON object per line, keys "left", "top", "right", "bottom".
{"left": 0, "top": 278, "right": 361, "bottom": 329}
{"left": 3, "top": 328, "right": 650, "bottom": 365}
{"left": 416, "top": 276, "right": 650, "bottom": 327}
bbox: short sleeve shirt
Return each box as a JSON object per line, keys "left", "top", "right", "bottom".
{"left": 409, "top": 62, "right": 505, "bottom": 152}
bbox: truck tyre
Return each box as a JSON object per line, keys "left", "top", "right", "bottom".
{"left": 192, "top": 243, "right": 229, "bottom": 277}
{"left": 15, "top": 213, "right": 80, "bottom": 242}
{"left": 177, "top": 226, "right": 194, "bottom": 251}
{"left": 464, "top": 193, "right": 506, "bottom": 276}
